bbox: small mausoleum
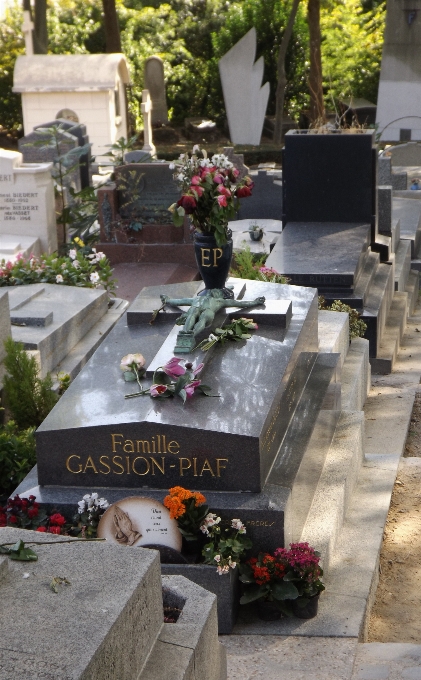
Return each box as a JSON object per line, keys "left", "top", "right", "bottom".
{"left": 13, "top": 54, "right": 131, "bottom": 158}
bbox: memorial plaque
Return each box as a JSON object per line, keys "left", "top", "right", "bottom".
{"left": 115, "top": 163, "right": 180, "bottom": 225}
{"left": 97, "top": 496, "right": 182, "bottom": 551}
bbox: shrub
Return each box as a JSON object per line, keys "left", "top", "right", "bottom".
{"left": 319, "top": 297, "right": 367, "bottom": 340}
{"left": 230, "top": 246, "right": 289, "bottom": 283}
{"left": 0, "top": 421, "right": 36, "bottom": 499}
{"left": 3, "top": 337, "right": 58, "bottom": 430}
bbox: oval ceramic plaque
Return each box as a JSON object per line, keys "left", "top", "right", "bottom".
{"left": 97, "top": 496, "right": 182, "bottom": 551}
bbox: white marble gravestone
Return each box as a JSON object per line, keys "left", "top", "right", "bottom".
{"left": 0, "top": 149, "right": 57, "bottom": 254}
{"left": 141, "top": 90, "right": 157, "bottom": 158}
{"left": 144, "top": 56, "right": 169, "bottom": 125}
{"left": 218, "top": 28, "right": 270, "bottom": 145}
{"left": 376, "top": 0, "right": 421, "bottom": 142}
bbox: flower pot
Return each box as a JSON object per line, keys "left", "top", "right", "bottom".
{"left": 292, "top": 593, "right": 320, "bottom": 619}
{"left": 194, "top": 230, "right": 233, "bottom": 293}
{"left": 257, "top": 599, "right": 282, "bottom": 621}
{"left": 249, "top": 229, "right": 263, "bottom": 241}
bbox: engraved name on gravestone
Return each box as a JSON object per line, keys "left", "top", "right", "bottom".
{"left": 0, "top": 149, "right": 57, "bottom": 253}
{"left": 115, "top": 162, "right": 180, "bottom": 225}
{"left": 97, "top": 496, "right": 182, "bottom": 551}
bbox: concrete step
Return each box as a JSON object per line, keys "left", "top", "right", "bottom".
{"left": 318, "top": 309, "right": 349, "bottom": 368}
{"left": 394, "top": 238, "right": 412, "bottom": 291}
{"left": 362, "top": 262, "right": 395, "bottom": 357}
{"left": 341, "top": 337, "right": 371, "bottom": 411}
{"left": 406, "top": 269, "right": 420, "bottom": 316}
{"left": 51, "top": 297, "right": 129, "bottom": 387}
{"left": 370, "top": 292, "right": 408, "bottom": 374}
{"left": 300, "top": 410, "right": 365, "bottom": 575}
{"left": 322, "top": 250, "right": 380, "bottom": 310}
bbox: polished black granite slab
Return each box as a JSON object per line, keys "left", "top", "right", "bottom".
{"left": 17, "top": 351, "right": 340, "bottom": 553}
{"left": 35, "top": 280, "right": 318, "bottom": 493}
{"left": 266, "top": 222, "right": 371, "bottom": 288}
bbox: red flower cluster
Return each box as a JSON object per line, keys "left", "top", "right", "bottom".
{"left": 0, "top": 494, "right": 67, "bottom": 534}
{"left": 248, "top": 553, "right": 287, "bottom": 585}
{"left": 274, "top": 542, "right": 322, "bottom": 584}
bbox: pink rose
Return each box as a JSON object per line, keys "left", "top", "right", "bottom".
{"left": 185, "top": 380, "right": 201, "bottom": 398}
{"left": 191, "top": 185, "right": 204, "bottom": 197}
{"left": 213, "top": 173, "right": 225, "bottom": 184}
{"left": 191, "top": 175, "right": 201, "bottom": 185}
{"left": 162, "top": 357, "right": 186, "bottom": 379}
{"left": 216, "top": 195, "right": 228, "bottom": 207}
{"left": 232, "top": 168, "right": 240, "bottom": 178}
{"left": 236, "top": 185, "right": 252, "bottom": 198}
{"left": 150, "top": 384, "right": 169, "bottom": 397}
{"left": 217, "top": 185, "right": 231, "bottom": 197}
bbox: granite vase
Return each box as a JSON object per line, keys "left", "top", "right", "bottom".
{"left": 194, "top": 229, "right": 233, "bottom": 293}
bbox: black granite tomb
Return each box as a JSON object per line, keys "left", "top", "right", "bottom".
{"left": 16, "top": 279, "right": 340, "bottom": 556}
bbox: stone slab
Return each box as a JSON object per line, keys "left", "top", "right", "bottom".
{"left": 228, "top": 219, "right": 283, "bottom": 234}
{"left": 266, "top": 222, "right": 371, "bottom": 289}
{"left": 35, "top": 280, "right": 318, "bottom": 493}
{"left": 0, "top": 527, "right": 162, "bottom": 680}
{"left": 8, "top": 283, "right": 109, "bottom": 376}
{"left": 392, "top": 197, "right": 421, "bottom": 258}
{"left": 10, "top": 309, "right": 53, "bottom": 327}
{"left": 237, "top": 169, "right": 282, "bottom": 220}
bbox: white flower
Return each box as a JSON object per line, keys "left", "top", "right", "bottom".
{"left": 192, "top": 144, "right": 200, "bottom": 154}
{"left": 56, "top": 274, "right": 63, "bottom": 283}
{"left": 208, "top": 333, "right": 217, "bottom": 342}
{"left": 90, "top": 272, "right": 100, "bottom": 284}
{"left": 176, "top": 173, "right": 185, "bottom": 182}
{"left": 87, "top": 253, "right": 96, "bottom": 260}
{"left": 217, "top": 565, "right": 230, "bottom": 575}
{"left": 69, "top": 249, "right": 77, "bottom": 260}
{"left": 35, "top": 268, "right": 43, "bottom": 274}
{"left": 169, "top": 162, "right": 175, "bottom": 170}
{"left": 95, "top": 252, "right": 106, "bottom": 261}
{"left": 229, "top": 560, "right": 237, "bottom": 569}
{"left": 83, "top": 494, "right": 91, "bottom": 501}
{"left": 200, "top": 524, "right": 210, "bottom": 536}
{"left": 72, "top": 260, "right": 81, "bottom": 269}
{"left": 231, "top": 518, "right": 246, "bottom": 533}
{"left": 98, "top": 498, "right": 109, "bottom": 509}
{"left": 214, "top": 554, "right": 221, "bottom": 563}
{"left": 91, "top": 492, "right": 98, "bottom": 501}
{"left": 120, "top": 353, "right": 146, "bottom": 371}
{"left": 77, "top": 500, "right": 85, "bottom": 513}
{"left": 202, "top": 512, "right": 220, "bottom": 528}
{"left": 61, "top": 262, "right": 67, "bottom": 269}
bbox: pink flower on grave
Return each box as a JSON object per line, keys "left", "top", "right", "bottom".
{"left": 236, "top": 185, "right": 252, "bottom": 198}
{"left": 190, "top": 185, "right": 204, "bottom": 198}
{"left": 162, "top": 357, "right": 186, "bottom": 379}
{"left": 217, "top": 185, "right": 231, "bottom": 198}
{"left": 213, "top": 173, "right": 225, "bottom": 184}
{"left": 120, "top": 354, "right": 146, "bottom": 371}
{"left": 150, "top": 384, "right": 169, "bottom": 397}
{"left": 216, "top": 195, "right": 228, "bottom": 208}
{"left": 185, "top": 379, "right": 201, "bottom": 398}
{"left": 191, "top": 175, "right": 202, "bottom": 185}
{"left": 232, "top": 168, "right": 240, "bottom": 179}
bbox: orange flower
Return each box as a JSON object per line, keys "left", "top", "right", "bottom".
{"left": 168, "top": 486, "right": 193, "bottom": 501}
{"left": 163, "top": 495, "right": 186, "bottom": 519}
{"left": 193, "top": 492, "right": 206, "bottom": 506}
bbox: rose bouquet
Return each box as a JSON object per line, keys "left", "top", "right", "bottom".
{"left": 169, "top": 147, "right": 254, "bottom": 247}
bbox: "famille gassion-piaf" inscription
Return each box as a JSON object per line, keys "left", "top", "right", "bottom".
{"left": 65, "top": 433, "right": 229, "bottom": 479}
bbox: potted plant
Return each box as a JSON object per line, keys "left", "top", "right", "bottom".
{"left": 248, "top": 222, "right": 264, "bottom": 241}
{"left": 169, "top": 146, "right": 254, "bottom": 293}
{"left": 239, "top": 542, "right": 325, "bottom": 620}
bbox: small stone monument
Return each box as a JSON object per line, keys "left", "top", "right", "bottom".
{"left": 22, "top": 10, "right": 34, "bottom": 56}
{"left": 144, "top": 56, "right": 169, "bottom": 125}
{"left": 141, "top": 90, "right": 156, "bottom": 158}
{"left": 0, "top": 148, "right": 57, "bottom": 254}
{"left": 218, "top": 28, "right": 270, "bottom": 145}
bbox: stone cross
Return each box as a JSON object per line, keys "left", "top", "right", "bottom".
{"left": 22, "top": 10, "right": 34, "bottom": 57}
{"left": 141, "top": 89, "right": 157, "bottom": 159}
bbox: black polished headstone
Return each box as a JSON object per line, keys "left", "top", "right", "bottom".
{"left": 36, "top": 119, "right": 91, "bottom": 189}
{"left": 237, "top": 170, "right": 282, "bottom": 220}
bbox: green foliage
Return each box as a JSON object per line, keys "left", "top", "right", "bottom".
{"left": 0, "top": 421, "right": 36, "bottom": 498}
{"left": 3, "top": 337, "right": 58, "bottom": 430}
{"left": 319, "top": 297, "right": 367, "bottom": 340}
{"left": 62, "top": 186, "right": 100, "bottom": 246}
{"left": 231, "top": 246, "right": 289, "bottom": 283}
{"left": 321, "top": 0, "right": 386, "bottom": 105}
{"left": 0, "top": 539, "right": 38, "bottom": 562}
{"left": 0, "top": 2, "right": 25, "bottom": 132}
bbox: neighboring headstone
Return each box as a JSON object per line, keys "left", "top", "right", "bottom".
{"left": 18, "top": 126, "right": 81, "bottom": 193}
{"left": 0, "top": 527, "right": 226, "bottom": 680}
{"left": 237, "top": 169, "right": 282, "bottom": 220}
{"left": 0, "top": 148, "right": 57, "bottom": 253}
{"left": 124, "top": 150, "right": 153, "bottom": 163}
{"left": 223, "top": 147, "right": 249, "bottom": 180}
{"left": 98, "top": 496, "right": 182, "bottom": 551}
{"left": 386, "top": 142, "right": 421, "bottom": 166}
{"left": 376, "top": 1, "right": 421, "bottom": 142}
{"left": 219, "top": 28, "right": 270, "bottom": 145}
{"left": 0, "top": 290, "right": 11, "bottom": 390}
{"left": 144, "top": 56, "right": 168, "bottom": 125}
{"left": 378, "top": 155, "right": 407, "bottom": 189}
{"left": 116, "top": 162, "right": 179, "bottom": 223}
{"left": 34, "top": 118, "right": 91, "bottom": 189}
{"left": 141, "top": 90, "right": 156, "bottom": 158}
{"left": 378, "top": 185, "right": 393, "bottom": 235}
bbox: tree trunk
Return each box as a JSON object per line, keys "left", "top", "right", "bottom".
{"left": 273, "top": 0, "right": 301, "bottom": 145}
{"left": 33, "top": 0, "right": 48, "bottom": 54}
{"left": 307, "top": 0, "right": 325, "bottom": 124}
{"left": 102, "top": 0, "right": 122, "bottom": 53}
